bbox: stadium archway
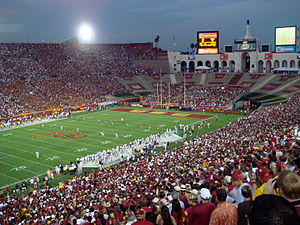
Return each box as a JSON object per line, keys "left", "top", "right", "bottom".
{"left": 258, "top": 60, "right": 264, "bottom": 73}
{"left": 181, "top": 61, "right": 187, "bottom": 72}
{"left": 197, "top": 61, "right": 203, "bottom": 67}
{"left": 189, "top": 61, "right": 195, "bottom": 72}
{"left": 290, "top": 60, "right": 295, "bottom": 68}
{"left": 213, "top": 61, "right": 219, "bottom": 72}
{"left": 241, "top": 52, "right": 250, "bottom": 72}
{"left": 274, "top": 60, "right": 280, "bottom": 69}
{"left": 282, "top": 60, "right": 287, "bottom": 67}
{"left": 205, "top": 61, "right": 211, "bottom": 68}
{"left": 229, "top": 60, "right": 235, "bottom": 72}
{"left": 266, "top": 60, "right": 272, "bottom": 73}
{"left": 221, "top": 61, "right": 227, "bottom": 72}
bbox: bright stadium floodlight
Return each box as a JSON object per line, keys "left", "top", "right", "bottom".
{"left": 78, "top": 24, "right": 93, "bottom": 43}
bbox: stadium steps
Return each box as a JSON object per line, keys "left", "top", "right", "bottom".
{"left": 116, "top": 75, "right": 156, "bottom": 92}
{"left": 250, "top": 75, "right": 275, "bottom": 92}
{"left": 265, "top": 76, "right": 300, "bottom": 96}
{"left": 227, "top": 73, "right": 243, "bottom": 85}
{"left": 199, "top": 73, "right": 207, "bottom": 84}
{"left": 169, "top": 74, "right": 177, "bottom": 84}
{"left": 252, "top": 76, "right": 300, "bottom": 101}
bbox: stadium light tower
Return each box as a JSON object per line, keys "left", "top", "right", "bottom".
{"left": 78, "top": 24, "right": 93, "bottom": 43}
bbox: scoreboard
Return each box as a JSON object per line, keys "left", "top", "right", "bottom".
{"left": 234, "top": 40, "right": 256, "bottom": 51}
{"left": 197, "top": 31, "right": 219, "bottom": 54}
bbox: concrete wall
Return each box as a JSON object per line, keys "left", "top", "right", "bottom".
{"left": 168, "top": 51, "right": 299, "bottom": 74}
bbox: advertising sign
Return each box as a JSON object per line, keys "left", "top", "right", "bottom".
{"left": 275, "top": 46, "right": 296, "bottom": 53}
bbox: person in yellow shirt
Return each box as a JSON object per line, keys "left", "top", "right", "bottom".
{"left": 252, "top": 166, "right": 279, "bottom": 200}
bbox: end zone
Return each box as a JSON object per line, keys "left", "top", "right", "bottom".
{"left": 111, "top": 108, "right": 213, "bottom": 119}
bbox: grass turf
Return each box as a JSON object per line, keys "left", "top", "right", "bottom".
{"left": 0, "top": 106, "right": 242, "bottom": 189}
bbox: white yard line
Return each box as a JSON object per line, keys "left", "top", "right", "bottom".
{"left": 0, "top": 151, "right": 52, "bottom": 168}
{"left": 0, "top": 160, "right": 39, "bottom": 175}
{"left": 0, "top": 138, "right": 82, "bottom": 157}
{"left": 0, "top": 172, "right": 19, "bottom": 181}
{"left": 0, "top": 171, "right": 47, "bottom": 189}
{"left": 0, "top": 118, "right": 66, "bottom": 132}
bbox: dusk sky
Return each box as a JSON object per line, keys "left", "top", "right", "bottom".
{"left": 0, "top": 0, "right": 299, "bottom": 51}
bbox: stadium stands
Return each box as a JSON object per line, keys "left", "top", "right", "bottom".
{"left": 0, "top": 88, "right": 299, "bottom": 224}
{"left": 0, "top": 43, "right": 299, "bottom": 225}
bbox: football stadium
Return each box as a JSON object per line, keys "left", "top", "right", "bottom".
{"left": 1, "top": 3, "right": 300, "bottom": 225}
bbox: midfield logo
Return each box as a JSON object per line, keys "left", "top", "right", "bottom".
{"left": 33, "top": 130, "right": 88, "bottom": 139}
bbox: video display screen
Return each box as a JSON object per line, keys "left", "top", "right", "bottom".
{"left": 197, "top": 31, "right": 219, "bottom": 54}
{"left": 275, "top": 26, "right": 296, "bottom": 46}
{"left": 234, "top": 40, "right": 256, "bottom": 51}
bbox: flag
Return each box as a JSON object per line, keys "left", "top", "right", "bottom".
{"left": 173, "top": 36, "right": 176, "bottom": 47}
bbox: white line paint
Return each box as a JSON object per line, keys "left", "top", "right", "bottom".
{"left": 0, "top": 151, "right": 52, "bottom": 168}
{"left": 0, "top": 160, "right": 38, "bottom": 175}
{"left": 0, "top": 172, "right": 19, "bottom": 181}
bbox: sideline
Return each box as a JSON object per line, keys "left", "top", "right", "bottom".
{"left": 0, "top": 118, "right": 66, "bottom": 132}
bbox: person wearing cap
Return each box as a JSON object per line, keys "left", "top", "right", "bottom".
{"left": 209, "top": 188, "right": 238, "bottom": 225}
{"left": 132, "top": 208, "right": 153, "bottom": 225}
{"left": 252, "top": 166, "right": 277, "bottom": 200}
{"left": 188, "top": 188, "right": 216, "bottom": 225}
{"left": 178, "top": 185, "right": 189, "bottom": 209}
{"left": 229, "top": 173, "right": 253, "bottom": 206}
{"left": 228, "top": 173, "right": 243, "bottom": 204}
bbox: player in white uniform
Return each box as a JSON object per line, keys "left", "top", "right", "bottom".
{"left": 36, "top": 151, "right": 39, "bottom": 159}
{"left": 115, "top": 133, "right": 119, "bottom": 139}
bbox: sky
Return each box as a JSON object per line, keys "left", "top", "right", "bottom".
{"left": 0, "top": 0, "right": 299, "bottom": 51}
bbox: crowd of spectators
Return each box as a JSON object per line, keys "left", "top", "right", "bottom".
{"left": 0, "top": 89, "right": 299, "bottom": 224}
{"left": 0, "top": 43, "right": 163, "bottom": 118}
{"left": 143, "top": 84, "right": 247, "bottom": 108}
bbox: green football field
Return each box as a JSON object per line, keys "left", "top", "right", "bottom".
{"left": 0, "top": 106, "right": 242, "bottom": 189}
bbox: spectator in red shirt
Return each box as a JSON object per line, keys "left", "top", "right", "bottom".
{"left": 188, "top": 188, "right": 216, "bottom": 225}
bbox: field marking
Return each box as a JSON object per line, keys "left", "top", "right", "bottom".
{"left": 0, "top": 172, "right": 19, "bottom": 181}
{"left": 0, "top": 118, "right": 66, "bottom": 132}
{"left": 0, "top": 160, "right": 39, "bottom": 175}
{"left": 75, "top": 148, "right": 88, "bottom": 152}
{"left": 0, "top": 171, "right": 47, "bottom": 189}
{"left": 0, "top": 150, "right": 52, "bottom": 168}
{"left": 0, "top": 137, "right": 83, "bottom": 157}
{"left": 101, "top": 141, "right": 112, "bottom": 144}
{"left": 2, "top": 133, "right": 12, "bottom": 136}
{"left": 20, "top": 128, "right": 102, "bottom": 149}
{"left": 10, "top": 166, "right": 27, "bottom": 171}
{"left": 123, "top": 134, "right": 132, "bottom": 138}
{"left": 45, "top": 156, "right": 60, "bottom": 161}
{"left": 27, "top": 128, "right": 36, "bottom": 131}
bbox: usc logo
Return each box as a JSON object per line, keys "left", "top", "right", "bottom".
{"left": 34, "top": 130, "right": 88, "bottom": 139}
